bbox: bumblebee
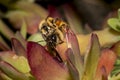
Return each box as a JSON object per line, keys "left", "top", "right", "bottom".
{"left": 39, "top": 17, "right": 68, "bottom": 47}
{"left": 39, "top": 17, "right": 68, "bottom": 62}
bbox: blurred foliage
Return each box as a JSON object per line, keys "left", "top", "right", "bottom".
{"left": 0, "top": 0, "right": 120, "bottom": 80}
{"left": 108, "top": 9, "right": 120, "bottom": 32}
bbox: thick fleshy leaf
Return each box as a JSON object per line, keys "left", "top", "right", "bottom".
{"left": 109, "top": 74, "right": 120, "bottom": 80}
{"left": 66, "top": 48, "right": 79, "bottom": 80}
{"left": 111, "top": 41, "right": 120, "bottom": 56}
{"left": 63, "top": 4, "right": 83, "bottom": 34}
{"left": 0, "top": 42, "right": 9, "bottom": 51}
{"left": 24, "top": 14, "right": 41, "bottom": 34}
{"left": 5, "top": 11, "right": 28, "bottom": 29}
{"left": 16, "top": 1, "right": 48, "bottom": 19}
{"left": 11, "top": 38, "right": 26, "bottom": 57}
{"left": 0, "top": 61, "right": 30, "bottom": 80}
{"left": 77, "top": 28, "right": 120, "bottom": 54}
{"left": 108, "top": 18, "right": 120, "bottom": 32}
{"left": 66, "top": 29, "right": 83, "bottom": 77}
{"left": 20, "top": 19, "right": 27, "bottom": 39}
{"left": 118, "top": 9, "right": 120, "bottom": 20}
{"left": 110, "top": 58, "right": 120, "bottom": 77}
{"left": 6, "top": 10, "right": 41, "bottom": 34}
{"left": 27, "top": 33, "right": 46, "bottom": 46}
{"left": 0, "top": 51, "right": 30, "bottom": 73}
{"left": 27, "top": 42, "right": 72, "bottom": 80}
{"left": 0, "top": 71, "right": 12, "bottom": 80}
{"left": 15, "top": 31, "right": 26, "bottom": 49}
{"left": 101, "top": 66, "right": 108, "bottom": 80}
{"left": 48, "top": 5, "right": 61, "bottom": 18}
{"left": 0, "top": 20, "right": 14, "bottom": 40}
{"left": 82, "top": 33, "right": 100, "bottom": 80}
{"left": 95, "top": 49, "right": 117, "bottom": 80}
{"left": 0, "top": 36, "right": 10, "bottom": 50}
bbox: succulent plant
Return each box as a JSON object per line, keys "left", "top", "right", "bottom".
{"left": 0, "top": 0, "right": 120, "bottom": 80}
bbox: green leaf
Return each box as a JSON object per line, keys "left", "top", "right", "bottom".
{"left": 118, "top": 9, "right": 120, "bottom": 20}
{"left": 5, "top": 10, "right": 29, "bottom": 28}
{"left": 27, "top": 33, "right": 46, "bottom": 46}
{"left": 111, "top": 58, "right": 120, "bottom": 76}
{"left": 0, "top": 71, "right": 12, "bottom": 80}
{"left": 0, "top": 52, "right": 30, "bottom": 73}
{"left": 108, "top": 18, "right": 120, "bottom": 32}
{"left": 0, "top": 61, "right": 30, "bottom": 80}
{"left": 0, "top": 20, "right": 14, "bottom": 40}
{"left": 82, "top": 33, "right": 100, "bottom": 80}
{"left": 20, "top": 20, "right": 27, "bottom": 39}
{"left": 16, "top": 1, "right": 48, "bottom": 19}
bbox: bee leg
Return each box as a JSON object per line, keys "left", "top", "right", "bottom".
{"left": 52, "top": 48, "right": 63, "bottom": 63}
{"left": 56, "top": 31, "right": 64, "bottom": 44}
{"left": 47, "top": 43, "right": 63, "bottom": 63}
{"left": 46, "top": 17, "right": 54, "bottom": 28}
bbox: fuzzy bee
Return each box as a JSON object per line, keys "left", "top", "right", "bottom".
{"left": 39, "top": 17, "right": 69, "bottom": 62}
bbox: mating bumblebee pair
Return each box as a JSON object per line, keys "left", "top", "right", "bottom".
{"left": 39, "top": 17, "right": 69, "bottom": 62}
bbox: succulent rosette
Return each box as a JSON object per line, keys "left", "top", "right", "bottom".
{"left": 0, "top": 0, "right": 120, "bottom": 80}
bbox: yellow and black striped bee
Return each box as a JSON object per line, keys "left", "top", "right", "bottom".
{"left": 39, "top": 17, "right": 68, "bottom": 62}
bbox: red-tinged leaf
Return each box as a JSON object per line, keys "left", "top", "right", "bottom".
{"left": 66, "top": 48, "right": 80, "bottom": 80}
{"left": 0, "top": 61, "right": 29, "bottom": 80}
{"left": 27, "top": 42, "right": 71, "bottom": 80}
{"left": 82, "top": 33, "right": 100, "bottom": 80}
{"left": 0, "top": 42, "right": 9, "bottom": 51}
{"left": 96, "top": 49, "right": 117, "bottom": 79}
{"left": 6, "top": 10, "right": 41, "bottom": 34}
{"left": 0, "top": 36, "right": 10, "bottom": 51}
{"left": 101, "top": 66, "right": 108, "bottom": 80}
{"left": 11, "top": 38, "right": 26, "bottom": 57}
{"left": 66, "top": 48, "right": 75, "bottom": 65}
{"left": 0, "top": 51, "right": 30, "bottom": 73}
{"left": 63, "top": 4, "right": 83, "bottom": 34}
{"left": 111, "top": 41, "right": 120, "bottom": 56}
{"left": 0, "top": 70, "right": 12, "bottom": 80}
{"left": 25, "top": 15, "right": 41, "bottom": 34}
{"left": 48, "top": 5, "right": 61, "bottom": 18}
{"left": 15, "top": 31, "right": 26, "bottom": 49}
{"left": 0, "top": 42, "right": 10, "bottom": 51}
{"left": 66, "top": 29, "right": 83, "bottom": 76}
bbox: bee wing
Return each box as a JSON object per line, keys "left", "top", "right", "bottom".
{"left": 65, "top": 29, "right": 83, "bottom": 75}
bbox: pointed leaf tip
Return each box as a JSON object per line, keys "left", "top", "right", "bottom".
{"left": 66, "top": 29, "right": 83, "bottom": 76}
{"left": 101, "top": 66, "right": 108, "bottom": 80}
{"left": 0, "top": 61, "right": 29, "bottom": 80}
{"left": 83, "top": 33, "right": 100, "bottom": 80}
{"left": 66, "top": 48, "right": 80, "bottom": 80}
{"left": 11, "top": 38, "right": 26, "bottom": 57}
{"left": 27, "top": 42, "right": 71, "bottom": 80}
